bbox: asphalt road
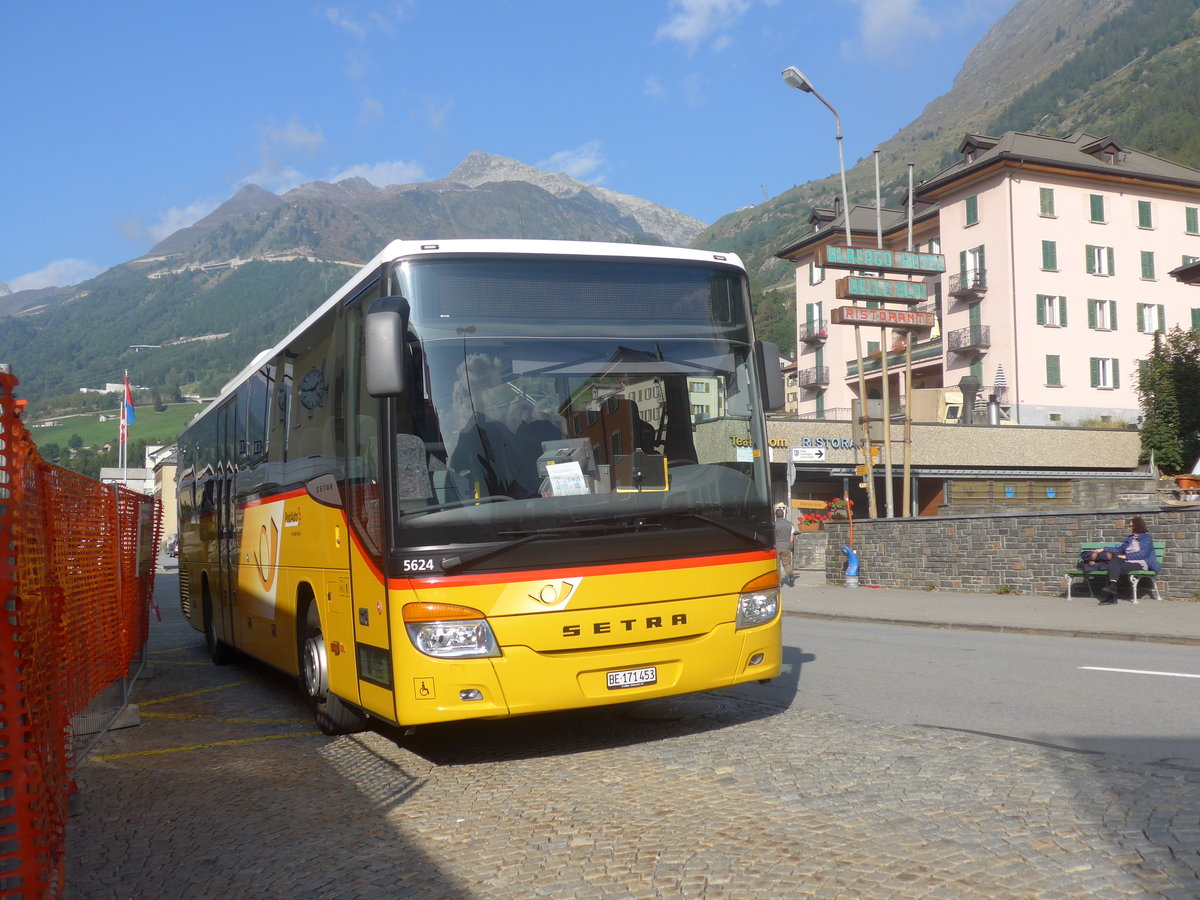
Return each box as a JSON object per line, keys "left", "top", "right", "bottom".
{"left": 726, "top": 617, "right": 1200, "bottom": 769}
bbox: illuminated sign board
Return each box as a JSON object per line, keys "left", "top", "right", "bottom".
{"left": 818, "top": 245, "right": 946, "bottom": 275}
{"left": 835, "top": 276, "right": 928, "bottom": 303}
{"left": 830, "top": 306, "right": 935, "bottom": 330}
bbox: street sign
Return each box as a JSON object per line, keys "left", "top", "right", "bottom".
{"left": 791, "top": 447, "right": 827, "bottom": 462}
{"left": 830, "top": 306, "right": 936, "bottom": 330}
{"left": 817, "top": 245, "right": 946, "bottom": 275}
{"left": 835, "top": 275, "right": 928, "bottom": 303}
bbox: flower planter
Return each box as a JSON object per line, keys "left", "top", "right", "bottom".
{"left": 1175, "top": 475, "right": 1200, "bottom": 491}
{"left": 798, "top": 522, "right": 822, "bottom": 532}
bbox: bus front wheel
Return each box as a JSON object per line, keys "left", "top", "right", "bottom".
{"left": 301, "top": 601, "right": 367, "bottom": 736}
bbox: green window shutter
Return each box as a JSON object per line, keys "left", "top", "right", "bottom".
{"left": 969, "top": 302, "right": 981, "bottom": 328}
{"left": 1090, "top": 194, "right": 1105, "bottom": 222}
{"left": 970, "top": 357, "right": 983, "bottom": 380}
{"left": 978, "top": 245, "right": 986, "bottom": 279}
{"left": 1187, "top": 206, "right": 1199, "bottom": 235}
{"left": 959, "top": 249, "right": 967, "bottom": 278}
{"left": 1039, "top": 187, "right": 1055, "bottom": 216}
{"left": 1046, "top": 355, "right": 1061, "bottom": 386}
{"left": 805, "top": 302, "right": 817, "bottom": 327}
{"left": 1141, "top": 251, "right": 1155, "bottom": 279}
{"left": 965, "top": 195, "right": 978, "bottom": 225}
{"left": 1138, "top": 200, "right": 1152, "bottom": 228}
{"left": 1059, "top": 296, "right": 1068, "bottom": 326}
{"left": 1086, "top": 246, "right": 1096, "bottom": 274}
{"left": 815, "top": 392, "right": 825, "bottom": 417}
{"left": 1110, "top": 301, "right": 1117, "bottom": 330}
{"left": 1042, "top": 240, "right": 1057, "bottom": 270}
{"left": 1036, "top": 294, "right": 1046, "bottom": 326}
{"left": 1088, "top": 299, "right": 1097, "bottom": 329}
{"left": 867, "top": 341, "right": 879, "bottom": 355}
{"left": 1137, "top": 304, "right": 1146, "bottom": 333}
{"left": 1158, "top": 304, "right": 1165, "bottom": 329}
{"left": 1192, "top": 308, "right": 1200, "bottom": 330}
{"left": 1112, "top": 359, "right": 1120, "bottom": 390}
{"left": 1107, "top": 246, "right": 1115, "bottom": 275}
{"left": 1090, "top": 358, "right": 1100, "bottom": 388}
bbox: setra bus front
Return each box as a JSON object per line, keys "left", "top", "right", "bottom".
{"left": 320, "top": 241, "right": 785, "bottom": 731}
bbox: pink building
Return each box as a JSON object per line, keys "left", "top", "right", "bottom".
{"left": 778, "top": 131, "right": 1200, "bottom": 427}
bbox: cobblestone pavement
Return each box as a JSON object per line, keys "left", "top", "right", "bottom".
{"left": 66, "top": 584, "right": 1200, "bottom": 899}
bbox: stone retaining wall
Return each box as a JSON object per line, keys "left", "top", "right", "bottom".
{"left": 817, "top": 507, "right": 1200, "bottom": 601}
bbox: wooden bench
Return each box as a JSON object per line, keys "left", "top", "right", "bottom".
{"left": 1063, "top": 541, "right": 1164, "bottom": 603}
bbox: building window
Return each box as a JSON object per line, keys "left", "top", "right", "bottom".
{"left": 1039, "top": 187, "right": 1055, "bottom": 217}
{"left": 1088, "top": 298, "right": 1117, "bottom": 331}
{"left": 1137, "top": 200, "right": 1154, "bottom": 229}
{"left": 1048, "top": 412, "right": 1063, "bottom": 424}
{"left": 1089, "top": 193, "right": 1106, "bottom": 223}
{"left": 689, "top": 381, "right": 710, "bottom": 393}
{"left": 1090, "top": 357, "right": 1120, "bottom": 389}
{"left": 1041, "top": 240, "right": 1058, "bottom": 271}
{"left": 1137, "top": 303, "right": 1165, "bottom": 334}
{"left": 1037, "top": 294, "right": 1066, "bottom": 327}
{"left": 1141, "top": 250, "right": 1156, "bottom": 280}
{"left": 809, "top": 260, "right": 825, "bottom": 285}
{"left": 1086, "top": 244, "right": 1115, "bottom": 276}
{"left": 965, "top": 194, "right": 979, "bottom": 226}
{"left": 1187, "top": 206, "right": 1199, "bottom": 235}
{"left": 1046, "top": 355, "right": 1062, "bottom": 387}
{"left": 1192, "top": 308, "right": 1200, "bottom": 331}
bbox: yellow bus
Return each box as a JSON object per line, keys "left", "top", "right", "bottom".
{"left": 177, "top": 239, "right": 785, "bottom": 734}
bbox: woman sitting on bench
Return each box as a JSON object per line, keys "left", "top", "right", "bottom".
{"left": 1088, "top": 517, "right": 1159, "bottom": 605}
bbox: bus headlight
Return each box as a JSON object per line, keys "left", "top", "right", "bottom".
{"left": 403, "top": 603, "right": 500, "bottom": 659}
{"left": 736, "top": 573, "right": 780, "bottom": 629}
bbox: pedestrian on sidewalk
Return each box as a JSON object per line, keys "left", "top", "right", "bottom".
{"left": 775, "top": 506, "right": 795, "bottom": 588}
{"left": 1089, "top": 516, "right": 1159, "bottom": 605}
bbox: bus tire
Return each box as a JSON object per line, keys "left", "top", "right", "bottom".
{"left": 300, "top": 599, "right": 367, "bottom": 736}
{"left": 202, "top": 588, "right": 236, "bottom": 665}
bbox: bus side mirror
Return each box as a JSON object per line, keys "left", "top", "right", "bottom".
{"left": 756, "top": 340, "right": 785, "bottom": 411}
{"left": 365, "top": 296, "right": 411, "bottom": 397}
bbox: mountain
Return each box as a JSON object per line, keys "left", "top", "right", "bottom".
{"left": 136, "top": 153, "right": 705, "bottom": 269}
{"left": 697, "top": 0, "right": 1200, "bottom": 290}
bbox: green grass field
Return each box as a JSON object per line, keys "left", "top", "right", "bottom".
{"left": 27, "top": 402, "right": 204, "bottom": 450}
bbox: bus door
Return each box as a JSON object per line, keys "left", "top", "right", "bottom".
{"left": 217, "top": 397, "right": 241, "bottom": 648}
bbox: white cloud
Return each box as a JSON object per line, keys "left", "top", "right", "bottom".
{"left": 146, "top": 200, "right": 221, "bottom": 243}
{"left": 644, "top": 76, "right": 666, "bottom": 100}
{"left": 10, "top": 258, "right": 102, "bottom": 292}
{"left": 324, "top": 7, "right": 369, "bottom": 39}
{"left": 656, "top": 0, "right": 751, "bottom": 54}
{"left": 328, "top": 160, "right": 426, "bottom": 187}
{"left": 237, "top": 117, "right": 325, "bottom": 193}
{"left": 537, "top": 142, "right": 607, "bottom": 184}
{"left": 843, "top": 0, "right": 938, "bottom": 61}
{"left": 261, "top": 118, "right": 325, "bottom": 152}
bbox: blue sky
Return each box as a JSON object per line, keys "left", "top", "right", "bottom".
{"left": 2, "top": 0, "right": 1018, "bottom": 292}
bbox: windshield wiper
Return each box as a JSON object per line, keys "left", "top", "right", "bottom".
{"left": 397, "top": 495, "right": 515, "bottom": 520}
{"left": 439, "top": 523, "right": 620, "bottom": 572}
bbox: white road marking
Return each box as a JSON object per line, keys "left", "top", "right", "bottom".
{"left": 1080, "top": 666, "right": 1200, "bottom": 679}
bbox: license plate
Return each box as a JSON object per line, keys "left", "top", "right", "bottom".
{"left": 606, "top": 666, "right": 657, "bottom": 690}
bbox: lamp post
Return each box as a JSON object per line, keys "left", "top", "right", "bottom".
{"left": 782, "top": 65, "right": 876, "bottom": 519}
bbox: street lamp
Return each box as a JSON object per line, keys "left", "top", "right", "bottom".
{"left": 781, "top": 66, "right": 852, "bottom": 247}
{"left": 782, "top": 64, "right": 876, "bottom": 518}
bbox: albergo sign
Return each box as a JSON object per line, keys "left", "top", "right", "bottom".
{"left": 817, "top": 245, "right": 946, "bottom": 276}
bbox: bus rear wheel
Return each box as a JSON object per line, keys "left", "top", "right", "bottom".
{"left": 202, "top": 589, "right": 236, "bottom": 665}
{"left": 301, "top": 601, "right": 367, "bottom": 736}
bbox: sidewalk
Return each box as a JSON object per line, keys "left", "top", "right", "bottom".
{"left": 782, "top": 568, "right": 1200, "bottom": 646}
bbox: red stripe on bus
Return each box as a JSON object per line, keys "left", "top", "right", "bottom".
{"left": 388, "top": 549, "right": 774, "bottom": 590}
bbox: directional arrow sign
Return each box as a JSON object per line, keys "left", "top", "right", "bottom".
{"left": 791, "top": 447, "right": 827, "bottom": 462}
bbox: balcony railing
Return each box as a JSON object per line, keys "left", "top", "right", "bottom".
{"left": 798, "top": 320, "right": 828, "bottom": 344}
{"left": 949, "top": 269, "right": 987, "bottom": 298}
{"left": 796, "top": 366, "right": 830, "bottom": 388}
{"left": 947, "top": 324, "right": 991, "bottom": 352}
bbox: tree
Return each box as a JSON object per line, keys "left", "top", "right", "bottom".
{"left": 1137, "top": 327, "right": 1200, "bottom": 474}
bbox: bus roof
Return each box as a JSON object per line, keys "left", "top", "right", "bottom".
{"left": 190, "top": 239, "right": 746, "bottom": 425}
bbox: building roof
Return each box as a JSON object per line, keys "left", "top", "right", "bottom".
{"left": 918, "top": 130, "right": 1200, "bottom": 199}
{"left": 776, "top": 201, "right": 939, "bottom": 259}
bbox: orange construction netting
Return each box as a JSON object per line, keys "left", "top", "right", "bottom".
{"left": 0, "top": 368, "right": 160, "bottom": 899}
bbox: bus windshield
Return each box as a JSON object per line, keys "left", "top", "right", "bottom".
{"left": 383, "top": 255, "right": 772, "bottom": 562}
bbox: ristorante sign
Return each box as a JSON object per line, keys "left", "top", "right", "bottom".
{"left": 830, "top": 306, "right": 935, "bottom": 330}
